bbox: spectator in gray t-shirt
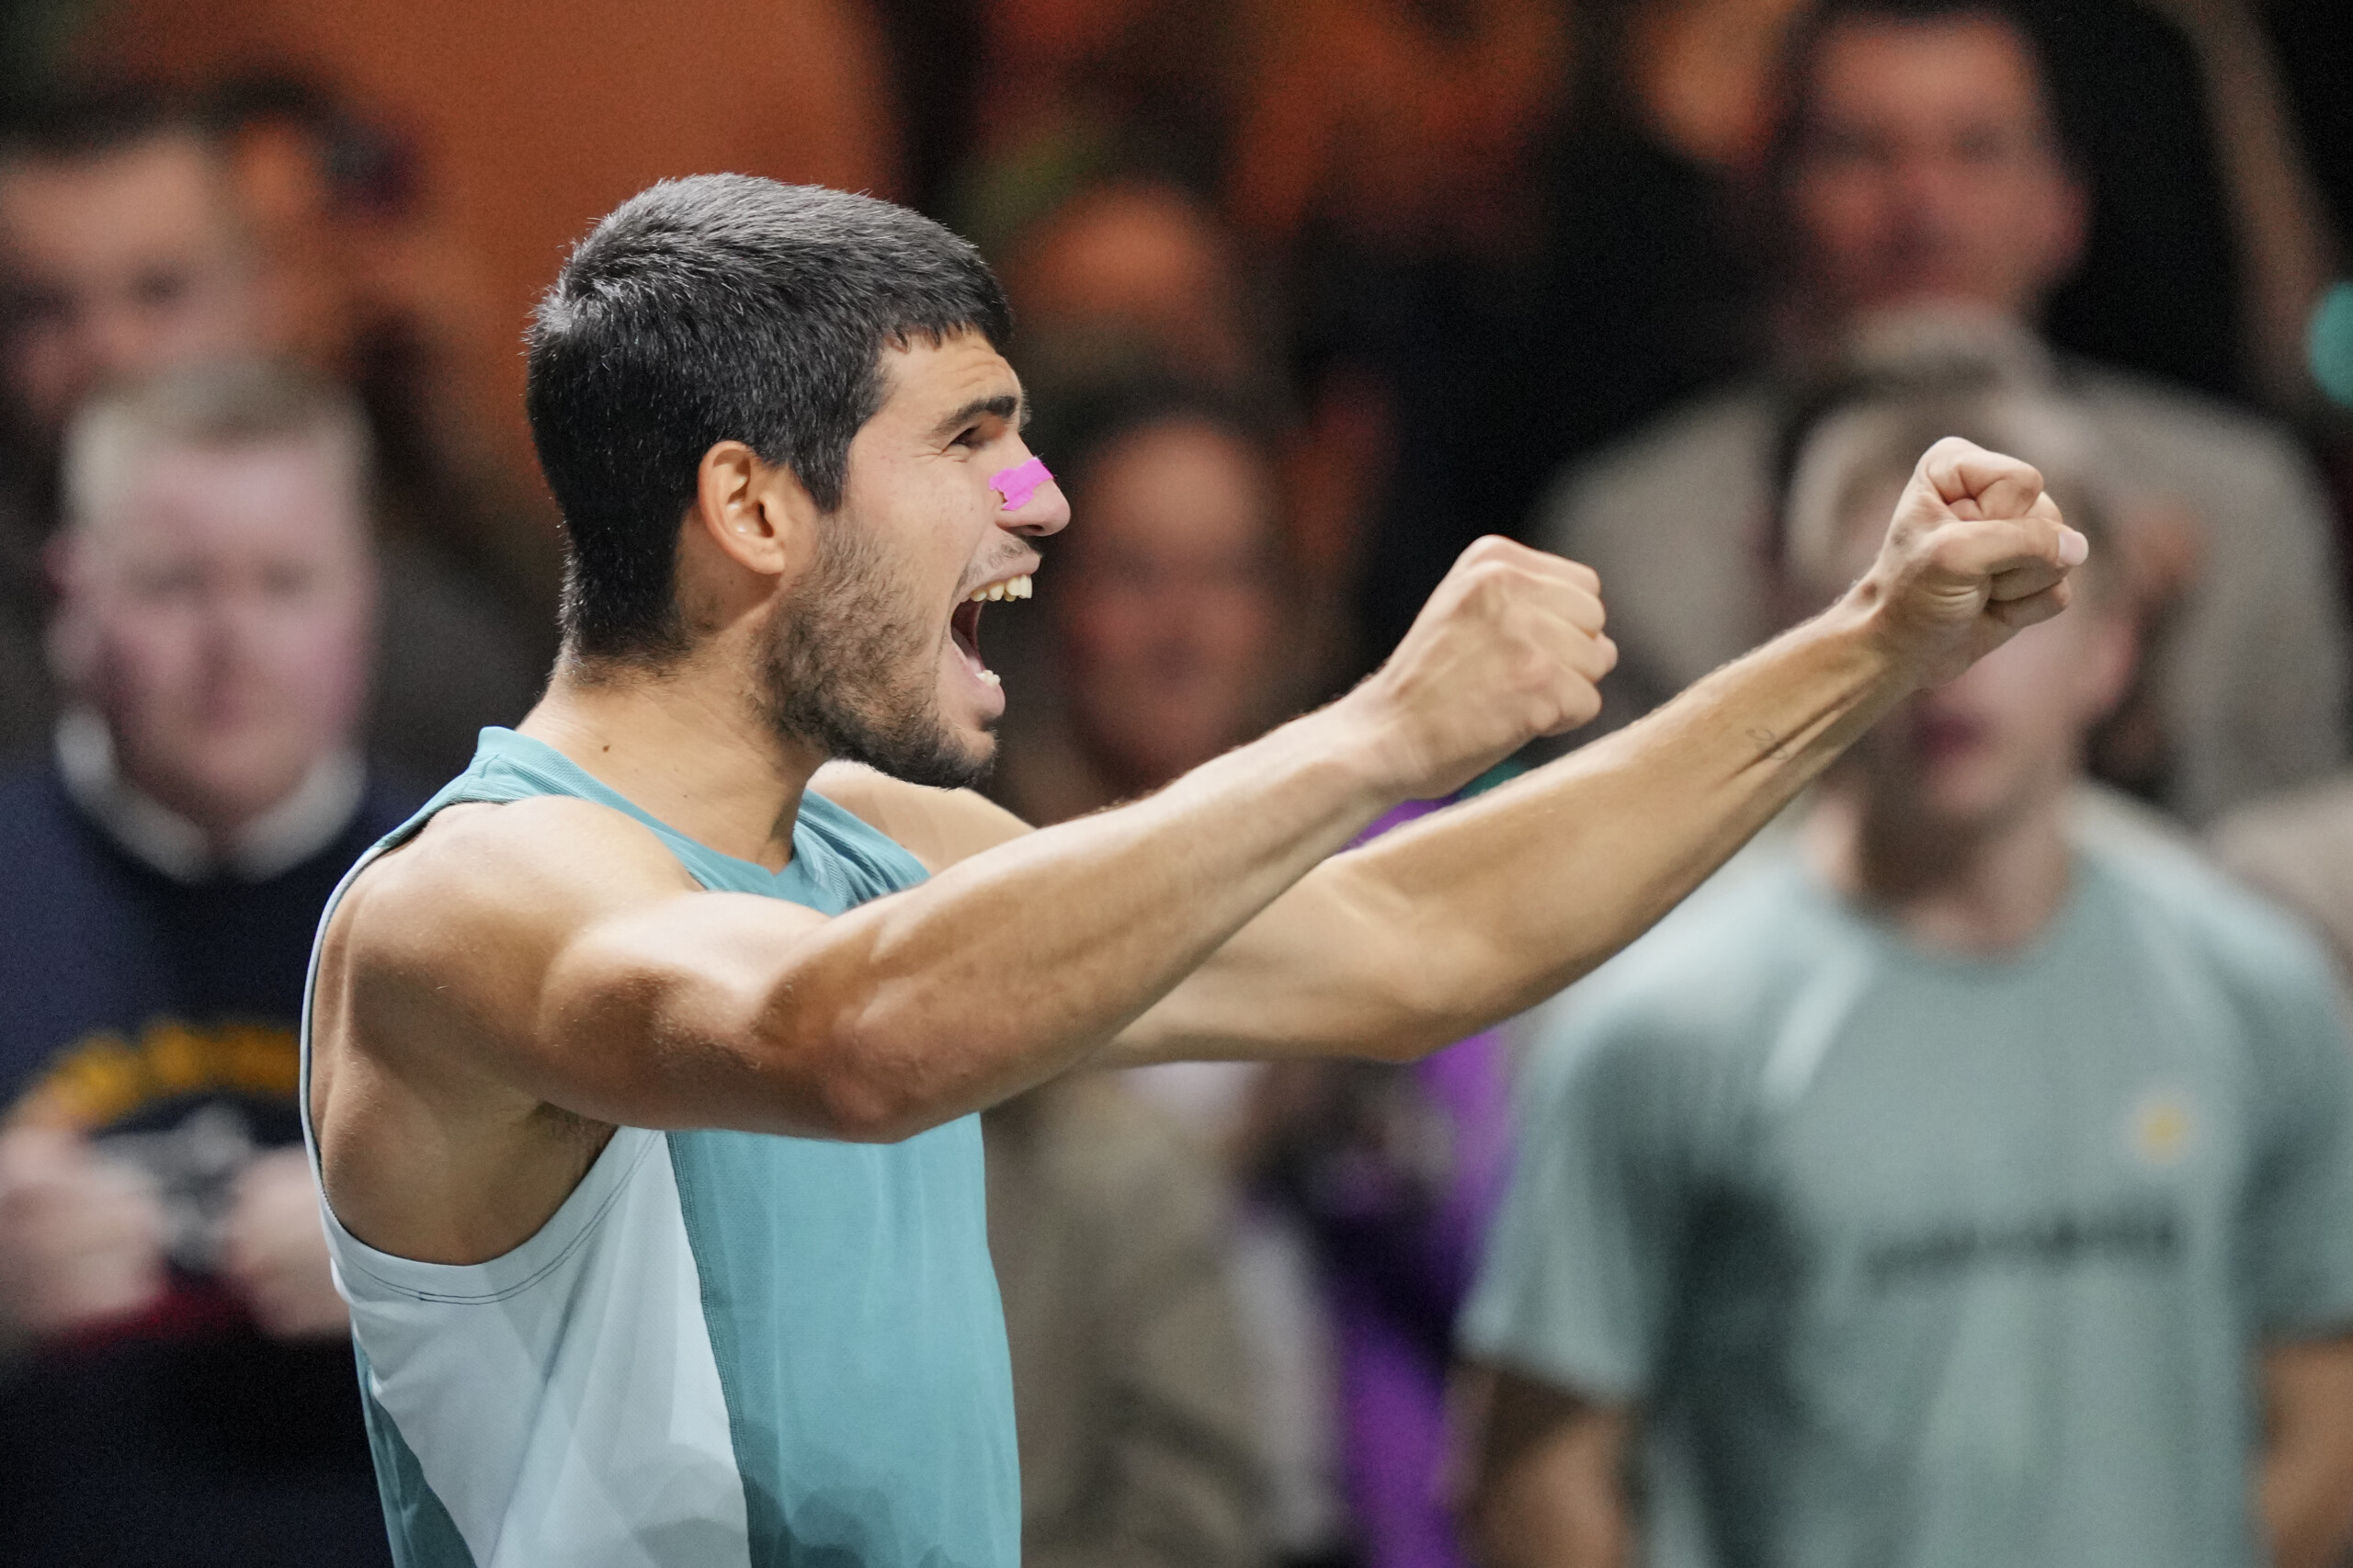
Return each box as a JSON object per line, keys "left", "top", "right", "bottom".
{"left": 1456, "top": 389, "right": 2353, "bottom": 1568}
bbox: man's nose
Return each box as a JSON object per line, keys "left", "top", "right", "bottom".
{"left": 998, "top": 455, "right": 1071, "bottom": 540}
{"left": 197, "top": 587, "right": 274, "bottom": 671}
{"left": 90, "top": 299, "right": 172, "bottom": 383}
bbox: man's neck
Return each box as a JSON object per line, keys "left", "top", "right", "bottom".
{"left": 520, "top": 651, "right": 831, "bottom": 871}
{"left": 1774, "top": 295, "right": 2052, "bottom": 382}
{"left": 1806, "top": 783, "right": 2074, "bottom": 956}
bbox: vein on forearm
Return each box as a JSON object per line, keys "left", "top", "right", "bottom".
{"left": 1345, "top": 608, "right": 1902, "bottom": 1051}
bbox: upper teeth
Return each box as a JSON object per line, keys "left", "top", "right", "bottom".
{"left": 969, "top": 574, "right": 1033, "bottom": 603}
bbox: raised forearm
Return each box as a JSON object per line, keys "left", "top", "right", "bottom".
{"left": 519, "top": 538, "right": 1618, "bottom": 1138}
{"left": 680, "top": 710, "right": 1401, "bottom": 1137}
{"left": 1120, "top": 600, "right": 1906, "bottom": 1064}
{"left": 1375, "top": 599, "right": 1903, "bottom": 1035}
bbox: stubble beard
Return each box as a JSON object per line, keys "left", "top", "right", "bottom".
{"left": 759, "top": 518, "right": 995, "bottom": 790}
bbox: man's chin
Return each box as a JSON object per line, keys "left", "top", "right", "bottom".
{"left": 842, "top": 722, "right": 995, "bottom": 791}
{"left": 1901, "top": 777, "right": 2038, "bottom": 843}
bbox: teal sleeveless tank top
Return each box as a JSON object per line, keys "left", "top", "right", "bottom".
{"left": 300, "top": 728, "right": 1019, "bottom": 1568}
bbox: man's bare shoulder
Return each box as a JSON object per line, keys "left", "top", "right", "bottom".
{"left": 321, "top": 797, "right": 701, "bottom": 1074}
{"left": 313, "top": 797, "right": 703, "bottom": 1260}
{"left": 335, "top": 795, "right": 696, "bottom": 963}
{"left": 809, "top": 762, "right": 1031, "bottom": 872}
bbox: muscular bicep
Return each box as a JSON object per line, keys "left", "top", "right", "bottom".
{"left": 527, "top": 888, "right": 844, "bottom": 1128}
{"left": 329, "top": 798, "right": 838, "bottom": 1135}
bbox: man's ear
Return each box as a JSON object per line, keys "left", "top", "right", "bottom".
{"left": 688, "top": 440, "right": 820, "bottom": 582}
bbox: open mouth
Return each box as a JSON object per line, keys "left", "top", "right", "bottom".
{"left": 950, "top": 573, "right": 1034, "bottom": 688}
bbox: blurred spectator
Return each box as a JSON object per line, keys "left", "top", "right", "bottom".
{"left": 204, "top": 75, "right": 565, "bottom": 637}
{"left": 983, "top": 1072, "right": 1267, "bottom": 1568}
{"left": 1457, "top": 390, "right": 2353, "bottom": 1568}
{"left": 0, "top": 362, "right": 407, "bottom": 1564}
{"left": 1000, "top": 180, "right": 1378, "bottom": 671}
{"left": 1225, "top": 0, "right": 1583, "bottom": 673}
{"left": 1002, "top": 180, "right": 1267, "bottom": 402}
{"left": 1529, "top": 0, "right": 2347, "bottom": 821}
{"left": 991, "top": 381, "right": 1525, "bottom": 1568}
{"left": 0, "top": 85, "right": 550, "bottom": 784}
{"left": 2266, "top": 0, "right": 2353, "bottom": 258}
{"left": 0, "top": 87, "right": 256, "bottom": 757}
{"left": 1225, "top": 0, "right": 1569, "bottom": 266}
{"left": 989, "top": 383, "right": 1313, "bottom": 821}
{"left": 1609, "top": 0, "right": 2334, "bottom": 409}
{"left": 937, "top": 0, "right": 1239, "bottom": 257}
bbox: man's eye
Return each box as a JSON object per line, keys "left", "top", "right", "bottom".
{"left": 951, "top": 426, "right": 983, "bottom": 449}
{"left": 261, "top": 563, "right": 319, "bottom": 598}
{"left": 131, "top": 568, "right": 202, "bottom": 600}
{"left": 1951, "top": 128, "right": 2012, "bottom": 165}
{"left": 6, "top": 287, "right": 74, "bottom": 331}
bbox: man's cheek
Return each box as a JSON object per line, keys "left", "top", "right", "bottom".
{"left": 100, "top": 620, "right": 203, "bottom": 708}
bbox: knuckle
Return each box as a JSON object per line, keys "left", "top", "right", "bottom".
{"left": 1462, "top": 560, "right": 1517, "bottom": 600}
{"left": 1458, "top": 535, "right": 1516, "bottom": 568}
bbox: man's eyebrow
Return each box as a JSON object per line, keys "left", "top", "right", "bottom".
{"left": 929, "top": 392, "right": 1026, "bottom": 442}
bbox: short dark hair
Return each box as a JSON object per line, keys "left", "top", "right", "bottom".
{"left": 0, "top": 84, "right": 210, "bottom": 165}
{"left": 1762, "top": 0, "right": 2072, "bottom": 197}
{"left": 525, "top": 176, "right": 1014, "bottom": 663}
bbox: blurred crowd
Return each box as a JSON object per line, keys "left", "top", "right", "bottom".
{"left": 2, "top": 0, "right": 2352, "bottom": 1564}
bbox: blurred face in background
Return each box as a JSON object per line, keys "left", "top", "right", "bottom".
{"left": 1006, "top": 184, "right": 1257, "bottom": 393}
{"left": 0, "top": 134, "right": 260, "bottom": 446}
{"left": 51, "top": 434, "right": 375, "bottom": 837}
{"left": 1785, "top": 14, "right": 2086, "bottom": 324}
{"left": 1054, "top": 416, "right": 1287, "bottom": 791}
{"left": 1816, "top": 474, "right": 2131, "bottom": 843}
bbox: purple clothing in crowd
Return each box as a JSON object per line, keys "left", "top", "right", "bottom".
{"left": 1308, "top": 798, "right": 1518, "bottom": 1568}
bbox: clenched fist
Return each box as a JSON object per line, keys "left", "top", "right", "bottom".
{"left": 1850, "top": 437, "right": 2089, "bottom": 686}
{"left": 1347, "top": 537, "right": 1618, "bottom": 800}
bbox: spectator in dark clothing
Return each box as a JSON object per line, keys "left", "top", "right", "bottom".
{"left": 0, "top": 362, "right": 408, "bottom": 1566}
{"left": 0, "top": 88, "right": 548, "bottom": 785}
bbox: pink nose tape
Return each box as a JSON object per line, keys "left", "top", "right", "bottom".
{"left": 991, "top": 457, "right": 1052, "bottom": 511}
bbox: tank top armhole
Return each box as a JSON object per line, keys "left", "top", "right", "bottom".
{"left": 298, "top": 762, "right": 655, "bottom": 1305}
{"left": 317, "top": 1125, "right": 661, "bottom": 1306}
